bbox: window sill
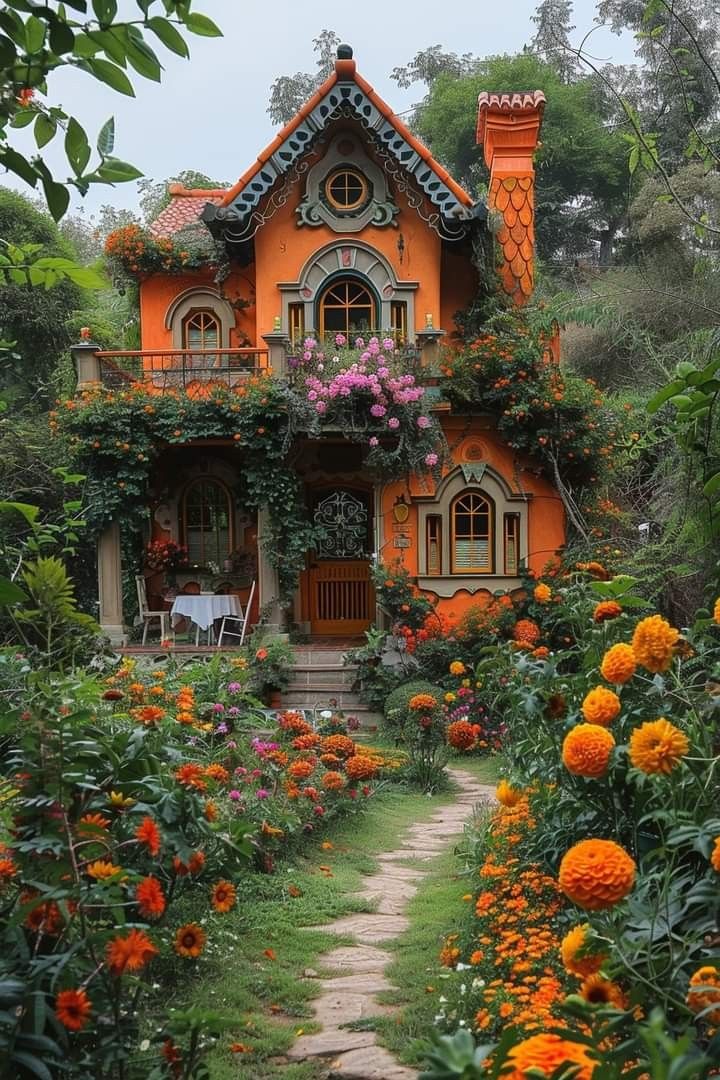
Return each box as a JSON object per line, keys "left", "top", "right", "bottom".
{"left": 417, "top": 575, "right": 522, "bottom": 598}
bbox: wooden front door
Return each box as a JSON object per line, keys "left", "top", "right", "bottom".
{"left": 305, "top": 488, "right": 374, "bottom": 636}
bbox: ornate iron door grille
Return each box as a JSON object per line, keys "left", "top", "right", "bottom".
{"left": 313, "top": 490, "right": 369, "bottom": 560}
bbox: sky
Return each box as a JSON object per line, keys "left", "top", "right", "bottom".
{"left": 8, "top": 0, "right": 637, "bottom": 221}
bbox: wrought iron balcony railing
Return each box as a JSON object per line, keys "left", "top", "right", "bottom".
{"left": 95, "top": 348, "right": 270, "bottom": 390}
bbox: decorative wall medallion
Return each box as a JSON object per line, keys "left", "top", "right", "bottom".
{"left": 463, "top": 440, "right": 486, "bottom": 462}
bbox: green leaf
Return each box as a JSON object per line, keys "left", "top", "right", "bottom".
{"left": 65, "top": 116, "right": 91, "bottom": 176}
{"left": 703, "top": 472, "right": 720, "bottom": 499}
{"left": 96, "top": 115, "right": 115, "bottom": 155}
{"left": 48, "top": 17, "right": 75, "bottom": 54}
{"left": 0, "top": 146, "right": 37, "bottom": 186}
{"left": 184, "top": 11, "right": 223, "bottom": 36}
{"left": 39, "top": 175, "right": 70, "bottom": 221}
{"left": 11, "top": 108, "right": 36, "bottom": 128}
{"left": 0, "top": 500, "right": 39, "bottom": 525}
{"left": 147, "top": 16, "right": 189, "bottom": 57}
{"left": 24, "top": 14, "right": 46, "bottom": 52}
{"left": 92, "top": 0, "right": 117, "bottom": 25}
{"left": 95, "top": 156, "right": 142, "bottom": 182}
{"left": 0, "top": 578, "right": 27, "bottom": 604}
{"left": 34, "top": 112, "right": 56, "bottom": 148}
{"left": 10, "top": 1050, "right": 54, "bottom": 1080}
{"left": 647, "top": 379, "right": 685, "bottom": 414}
{"left": 86, "top": 57, "right": 135, "bottom": 96}
{"left": 125, "top": 34, "right": 162, "bottom": 81}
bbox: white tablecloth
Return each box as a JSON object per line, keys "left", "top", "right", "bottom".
{"left": 170, "top": 594, "right": 241, "bottom": 631}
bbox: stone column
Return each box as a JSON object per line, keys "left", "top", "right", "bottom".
{"left": 256, "top": 507, "right": 284, "bottom": 633}
{"left": 70, "top": 341, "right": 102, "bottom": 387}
{"left": 98, "top": 522, "right": 125, "bottom": 645}
{"left": 261, "top": 330, "right": 290, "bottom": 380}
{"left": 416, "top": 328, "right": 445, "bottom": 370}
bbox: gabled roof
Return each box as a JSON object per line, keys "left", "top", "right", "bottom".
{"left": 150, "top": 183, "right": 226, "bottom": 237}
{"left": 203, "top": 46, "right": 478, "bottom": 244}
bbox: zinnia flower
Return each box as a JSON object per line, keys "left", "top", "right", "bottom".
{"left": 559, "top": 839, "right": 636, "bottom": 910}
{"left": 562, "top": 724, "right": 615, "bottom": 778}
{"left": 631, "top": 614, "right": 680, "bottom": 673}
{"left": 580, "top": 973, "right": 628, "bottom": 1010}
{"left": 687, "top": 966, "right": 720, "bottom": 1023}
{"left": 628, "top": 718, "right": 689, "bottom": 775}
{"left": 560, "top": 924, "right": 607, "bottom": 977}
{"left": 600, "top": 643, "right": 636, "bottom": 685}
{"left": 106, "top": 929, "right": 158, "bottom": 975}
{"left": 136, "top": 876, "right": 165, "bottom": 919}
{"left": 447, "top": 720, "right": 476, "bottom": 751}
{"left": 581, "top": 686, "right": 621, "bottom": 726}
{"left": 496, "top": 779, "right": 522, "bottom": 807}
{"left": 78, "top": 813, "right": 111, "bottom": 831}
{"left": 55, "top": 988, "right": 92, "bottom": 1031}
{"left": 174, "top": 922, "right": 206, "bottom": 958}
{"left": 134, "top": 815, "right": 161, "bottom": 856}
{"left": 593, "top": 600, "right": 622, "bottom": 623}
{"left": 174, "top": 763, "right": 208, "bottom": 791}
{"left": 211, "top": 880, "right": 237, "bottom": 913}
{"left": 504, "top": 1033, "right": 597, "bottom": 1079}
{"left": 534, "top": 583, "right": 552, "bottom": 603}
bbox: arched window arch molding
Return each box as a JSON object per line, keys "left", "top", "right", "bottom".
{"left": 157, "top": 458, "right": 244, "bottom": 553}
{"left": 414, "top": 465, "right": 531, "bottom": 596}
{"left": 165, "top": 287, "right": 236, "bottom": 348}
{"left": 316, "top": 271, "right": 381, "bottom": 338}
{"left": 277, "top": 240, "right": 418, "bottom": 341}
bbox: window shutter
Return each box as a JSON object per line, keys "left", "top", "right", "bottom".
{"left": 454, "top": 539, "right": 489, "bottom": 571}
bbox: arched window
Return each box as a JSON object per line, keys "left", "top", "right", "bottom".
{"left": 319, "top": 278, "right": 375, "bottom": 338}
{"left": 182, "top": 309, "right": 220, "bottom": 351}
{"left": 181, "top": 478, "right": 232, "bottom": 567}
{"left": 451, "top": 491, "right": 494, "bottom": 574}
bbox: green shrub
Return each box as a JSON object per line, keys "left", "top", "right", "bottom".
{"left": 384, "top": 679, "right": 441, "bottom": 721}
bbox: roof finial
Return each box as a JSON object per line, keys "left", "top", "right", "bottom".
{"left": 336, "top": 43, "right": 353, "bottom": 59}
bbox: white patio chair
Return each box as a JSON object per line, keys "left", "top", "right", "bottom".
{"left": 135, "top": 576, "right": 171, "bottom": 645}
{"left": 217, "top": 581, "right": 256, "bottom": 647}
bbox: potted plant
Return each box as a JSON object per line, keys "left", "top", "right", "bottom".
{"left": 251, "top": 637, "right": 294, "bottom": 708}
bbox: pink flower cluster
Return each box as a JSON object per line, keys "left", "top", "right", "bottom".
{"left": 302, "top": 338, "right": 425, "bottom": 425}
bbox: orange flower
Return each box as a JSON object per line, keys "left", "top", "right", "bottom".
{"left": 278, "top": 711, "right": 313, "bottom": 735}
{"left": 562, "top": 724, "right": 615, "bottom": 778}
{"left": 593, "top": 600, "right": 622, "bottom": 623}
{"left": 321, "top": 770, "right": 346, "bottom": 791}
{"left": 86, "top": 860, "right": 124, "bottom": 881}
{"left": 631, "top": 614, "right": 680, "bottom": 673}
{"left": 504, "top": 1033, "right": 597, "bottom": 1078}
{"left": 533, "top": 583, "right": 551, "bottom": 603}
{"left": 174, "top": 922, "right": 206, "bottom": 958}
{"left": 449, "top": 660, "right": 466, "bottom": 675}
{"left": 447, "top": 720, "right": 476, "bottom": 751}
{"left": 714, "top": 597, "right": 720, "bottom": 625}
{"left": 560, "top": 924, "right": 607, "bottom": 977}
{"left": 496, "top": 779, "right": 522, "bottom": 807}
{"left": 408, "top": 693, "right": 438, "bottom": 710}
{"left": 0, "top": 856, "right": 17, "bottom": 883}
{"left": 78, "top": 813, "right": 111, "bottom": 831}
{"left": 135, "top": 816, "right": 161, "bottom": 856}
{"left": 263, "top": 947, "right": 277, "bottom": 960}
{"left": 513, "top": 618, "right": 540, "bottom": 646}
{"left": 106, "top": 929, "right": 158, "bottom": 975}
{"left": 687, "top": 966, "right": 720, "bottom": 1023}
{"left": 174, "top": 763, "right": 208, "bottom": 791}
{"left": 711, "top": 837, "right": 720, "bottom": 873}
{"left": 288, "top": 759, "right": 315, "bottom": 780}
{"left": 600, "top": 643, "right": 636, "bottom": 685}
{"left": 211, "top": 880, "right": 237, "bottom": 913}
{"left": 628, "top": 718, "right": 689, "bottom": 775}
{"left": 581, "top": 686, "right": 620, "bottom": 726}
{"left": 205, "top": 800, "right": 219, "bottom": 822}
{"left": 204, "top": 763, "right": 230, "bottom": 784}
{"left": 134, "top": 705, "right": 165, "bottom": 725}
{"left": 292, "top": 733, "right": 322, "bottom": 750}
{"left": 322, "top": 734, "right": 355, "bottom": 758}
{"left": 580, "top": 973, "right": 628, "bottom": 1010}
{"left": 136, "top": 876, "right": 166, "bottom": 919}
{"left": 559, "top": 839, "right": 636, "bottom": 910}
{"left": 173, "top": 850, "right": 205, "bottom": 876}
{"left": 55, "top": 988, "right": 92, "bottom": 1031}
{"left": 345, "top": 755, "right": 378, "bottom": 780}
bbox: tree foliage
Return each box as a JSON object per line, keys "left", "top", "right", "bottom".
{"left": 267, "top": 29, "right": 341, "bottom": 125}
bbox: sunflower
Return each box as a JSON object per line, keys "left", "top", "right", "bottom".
{"left": 562, "top": 724, "right": 615, "bottom": 778}
{"left": 600, "top": 643, "right": 636, "bottom": 685}
{"left": 628, "top": 718, "right": 689, "bottom": 775}
{"left": 631, "top": 614, "right": 680, "bottom": 673}
{"left": 580, "top": 973, "right": 628, "bottom": 1010}
{"left": 134, "top": 815, "right": 161, "bottom": 856}
{"left": 106, "top": 929, "right": 158, "bottom": 975}
{"left": 55, "top": 988, "right": 92, "bottom": 1031}
{"left": 559, "top": 839, "right": 636, "bottom": 910}
{"left": 533, "top": 583, "right": 552, "bottom": 603}
{"left": 136, "top": 876, "right": 166, "bottom": 919}
{"left": 687, "top": 966, "right": 720, "bottom": 1023}
{"left": 174, "top": 922, "right": 206, "bottom": 958}
{"left": 560, "top": 924, "right": 607, "bottom": 977}
{"left": 581, "top": 686, "right": 621, "bottom": 726}
{"left": 211, "top": 880, "right": 237, "bottom": 913}
{"left": 504, "top": 1033, "right": 597, "bottom": 1079}
{"left": 593, "top": 600, "right": 622, "bottom": 623}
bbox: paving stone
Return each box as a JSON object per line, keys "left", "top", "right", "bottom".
{"left": 287, "top": 1029, "right": 377, "bottom": 1060}
{"left": 328, "top": 1045, "right": 418, "bottom": 1078}
{"left": 314, "top": 913, "right": 409, "bottom": 941}
{"left": 322, "top": 944, "right": 391, "bottom": 972}
{"left": 312, "top": 990, "right": 390, "bottom": 1025}
{"left": 320, "top": 972, "right": 392, "bottom": 993}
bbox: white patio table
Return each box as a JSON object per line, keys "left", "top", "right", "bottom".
{"left": 170, "top": 594, "right": 241, "bottom": 635}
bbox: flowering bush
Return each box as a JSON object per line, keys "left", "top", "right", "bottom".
{"left": 104, "top": 222, "right": 215, "bottom": 279}
{"left": 145, "top": 538, "right": 188, "bottom": 571}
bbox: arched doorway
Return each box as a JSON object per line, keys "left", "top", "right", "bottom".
{"left": 318, "top": 277, "right": 376, "bottom": 339}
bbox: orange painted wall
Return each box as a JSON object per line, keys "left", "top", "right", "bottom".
{"left": 440, "top": 245, "right": 478, "bottom": 338}
{"left": 139, "top": 266, "right": 256, "bottom": 350}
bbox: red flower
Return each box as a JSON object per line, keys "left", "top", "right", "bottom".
{"left": 135, "top": 816, "right": 161, "bottom": 856}
{"left": 55, "top": 988, "right": 92, "bottom": 1031}
{"left": 136, "top": 876, "right": 166, "bottom": 919}
{"left": 106, "top": 929, "right": 158, "bottom": 975}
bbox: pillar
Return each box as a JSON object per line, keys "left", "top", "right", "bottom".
{"left": 256, "top": 507, "right": 284, "bottom": 632}
{"left": 261, "top": 330, "right": 290, "bottom": 380}
{"left": 98, "top": 522, "right": 125, "bottom": 645}
{"left": 70, "top": 341, "right": 102, "bottom": 387}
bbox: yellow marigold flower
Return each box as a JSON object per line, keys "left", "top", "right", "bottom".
{"left": 580, "top": 973, "right": 628, "bottom": 1010}
{"left": 449, "top": 660, "right": 466, "bottom": 676}
{"left": 562, "top": 724, "right": 615, "bottom": 778}
{"left": 504, "top": 1033, "right": 597, "bottom": 1079}
{"left": 496, "top": 779, "right": 522, "bottom": 807}
{"left": 714, "top": 596, "right": 720, "bottom": 625}
{"left": 534, "top": 582, "right": 552, "bottom": 603}
{"left": 687, "top": 966, "right": 720, "bottom": 1023}
{"left": 711, "top": 837, "right": 720, "bottom": 873}
{"left": 628, "top": 718, "right": 689, "bottom": 775}
{"left": 600, "top": 643, "right": 637, "bottom": 685}
{"left": 631, "top": 614, "right": 680, "bottom": 673}
{"left": 581, "top": 686, "right": 621, "bottom": 726}
{"left": 560, "top": 924, "right": 607, "bottom": 977}
{"left": 559, "top": 838, "right": 636, "bottom": 910}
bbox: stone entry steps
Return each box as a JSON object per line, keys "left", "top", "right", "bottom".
{"left": 284, "top": 646, "right": 383, "bottom": 726}
{"left": 286, "top": 768, "right": 496, "bottom": 1079}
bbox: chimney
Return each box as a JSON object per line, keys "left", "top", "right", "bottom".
{"left": 476, "top": 91, "right": 546, "bottom": 304}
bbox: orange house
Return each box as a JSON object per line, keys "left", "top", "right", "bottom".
{"left": 77, "top": 47, "right": 564, "bottom": 643}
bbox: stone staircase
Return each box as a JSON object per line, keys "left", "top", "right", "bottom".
{"left": 283, "top": 646, "right": 383, "bottom": 729}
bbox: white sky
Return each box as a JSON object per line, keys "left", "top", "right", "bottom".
{"left": 7, "top": 0, "right": 637, "bottom": 219}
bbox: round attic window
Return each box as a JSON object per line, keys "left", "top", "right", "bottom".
{"left": 325, "top": 168, "right": 368, "bottom": 212}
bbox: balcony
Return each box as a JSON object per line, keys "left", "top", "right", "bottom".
{"left": 91, "top": 348, "right": 270, "bottom": 390}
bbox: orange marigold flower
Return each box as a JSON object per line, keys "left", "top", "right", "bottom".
{"left": 321, "top": 770, "right": 346, "bottom": 791}
{"left": 278, "top": 711, "right": 313, "bottom": 735}
{"left": 288, "top": 759, "right": 315, "bottom": 780}
{"left": 559, "top": 839, "right": 636, "bottom": 910}
{"left": 581, "top": 686, "right": 621, "bottom": 726}
{"left": 134, "top": 705, "right": 165, "bottom": 725}
{"left": 174, "top": 763, "right": 208, "bottom": 791}
{"left": 409, "top": 693, "right": 438, "bottom": 711}
{"left": 55, "top": 988, "right": 92, "bottom": 1031}
{"left": 136, "top": 875, "right": 166, "bottom": 919}
{"left": 687, "top": 966, "right": 720, "bottom": 1023}
{"left": 135, "top": 816, "right": 161, "bottom": 856}
{"left": 292, "top": 733, "right": 322, "bottom": 750}
{"left": 580, "top": 973, "right": 628, "bottom": 1010}
{"left": 593, "top": 600, "right": 622, "bottom": 623}
{"left": 631, "top": 614, "right": 680, "bottom": 674}
{"left": 322, "top": 734, "right": 355, "bottom": 758}
{"left": 562, "top": 724, "right": 615, "bottom": 778}
{"left": 504, "top": 1033, "right": 597, "bottom": 1079}
{"left": 628, "top": 718, "right": 689, "bottom": 775}
{"left": 533, "top": 583, "right": 552, "bottom": 603}
{"left": 345, "top": 755, "right": 378, "bottom": 780}
{"left": 711, "top": 837, "right": 720, "bottom": 873}
{"left": 513, "top": 618, "right": 541, "bottom": 646}
{"left": 174, "top": 922, "right": 206, "bottom": 958}
{"left": 211, "top": 880, "right": 237, "bottom": 913}
{"left": 496, "top": 779, "right": 522, "bottom": 807}
{"left": 204, "top": 763, "right": 230, "bottom": 784}
{"left": 449, "top": 660, "right": 466, "bottom": 675}
{"left": 447, "top": 719, "right": 476, "bottom": 751}
{"left": 107, "top": 929, "right": 158, "bottom": 975}
{"left": 600, "top": 643, "right": 636, "bottom": 685}
{"left": 560, "top": 924, "right": 607, "bottom": 977}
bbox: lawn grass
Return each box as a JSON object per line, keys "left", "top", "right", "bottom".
{"left": 168, "top": 779, "right": 469, "bottom": 1080}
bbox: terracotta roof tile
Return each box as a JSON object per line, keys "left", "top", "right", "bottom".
{"left": 150, "top": 187, "right": 226, "bottom": 237}
{"left": 476, "top": 90, "right": 546, "bottom": 144}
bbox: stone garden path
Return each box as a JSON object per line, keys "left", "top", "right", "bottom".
{"left": 286, "top": 768, "right": 496, "bottom": 1079}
